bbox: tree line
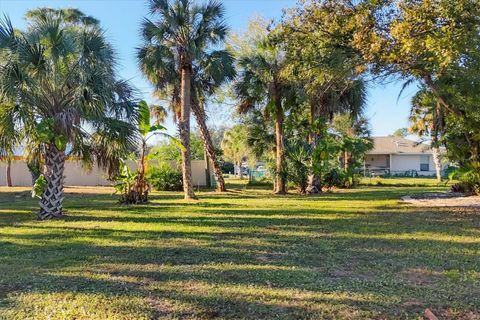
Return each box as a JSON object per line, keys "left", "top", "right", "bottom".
{"left": 0, "top": 0, "right": 479, "bottom": 219}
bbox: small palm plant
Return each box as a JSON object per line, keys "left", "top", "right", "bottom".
{"left": 0, "top": 9, "right": 138, "bottom": 219}
{"left": 115, "top": 100, "right": 178, "bottom": 204}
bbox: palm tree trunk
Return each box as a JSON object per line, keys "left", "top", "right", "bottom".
{"left": 135, "top": 138, "right": 148, "bottom": 203}
{"left": 431, "top": 134, "right": 442, "bottom": 182}
{"left": 432, "top": 146, "right": 442, "bottom": 182}
{"left": 238, "top": 161, "right": 243, "bottom": 180}
{"left": 307, "top": 103, "right": 321, "bottom": 193}
{"left": 180, "top": 67, "right": 196, "bottom": 200}
{"left": 344, "top": 151, "right": 349, "bottom": 171}
{"left": 464, "top": 133, "right": 479, "bottom": 162}
{"left": 204, "top": 148, "right": 211, "bottom": 188}
{"left": 38, "top": 144, "right": 65, "bottom": 220}
{"left": 6, "top": 159, "right": 12, "bottom": 187}
{"left": 274, "top": 93, "right": 286, "bottom": 194}
{"left": 191, "top": 103, "right": 226, "bottom": 192}
{"left": 472, "top": 143, "right": 479, "bottom": 162}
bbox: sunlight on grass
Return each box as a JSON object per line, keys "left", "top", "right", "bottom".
{"left": 1, "top": 182, "right": 479, "bottom": 319}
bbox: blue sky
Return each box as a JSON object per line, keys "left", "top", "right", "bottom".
{"left": 0, "top": 0, "right": 415, "bottom": 137}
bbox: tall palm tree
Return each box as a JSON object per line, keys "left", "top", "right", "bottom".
{"left": 191, "top": 50, "right": 236, "bottom": 191}
{"left": 0, "top": 9, "right": 137, "bottom": 219}
{"left": 235, "top": 41, "right": 291, "bottom": 194}
{"left": 138, "top": 0, "right": 232, "bottom": 195}
{"left": 409, "top": 87, "right": 444, "bottom": 181}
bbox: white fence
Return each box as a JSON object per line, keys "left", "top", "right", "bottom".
{"left": 0, "top": 159, "right": 211, "bottom": 187}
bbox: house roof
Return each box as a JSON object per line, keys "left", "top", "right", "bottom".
{"left": 367, "top": 136, "right": 432, "bottom": 155}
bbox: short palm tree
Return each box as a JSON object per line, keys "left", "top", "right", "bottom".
{"left": 116, "top": 100, "right": 172, "bottom": 204}
{"left": 0, "top": 9, "right": 138, "bottom": 219}
{"left": 235, "top": 41, "right": 291, "bottom": 194}
{"left": 138, "top": 0, "right": 231, "bottom": 196}
{"left": 221, "top": 125, "right": 250, "bottom": 180}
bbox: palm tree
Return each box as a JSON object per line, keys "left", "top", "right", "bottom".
{"left": 138, "top": 0, "right": 232, "bottom": 195}
{"left": 331, "top": 113, "right": 372, "bottom": 171}
{"left": 0, "top": 103, "right": 17, "bottom": 187}
{"left": 235, "top": 41, "right": 291, "bottom": 194}
{"left": 0, "top": 9, "right": 137, "bottom": 219}
{"left": 306, "top": 79, "right": 367, "bottom": 193}
{"left": 221, "top": 125, "right": 251, "bottom": 179}
{"left": 409, "top": 88, "right": 444, "bottom": 181}
{"left": 191, "top": 50, "right": 236, "bottom": 191}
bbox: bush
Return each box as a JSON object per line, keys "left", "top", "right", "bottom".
{"left": 147, "top": 163, "right": 183, "bottom": 191}
{"left": 221, "top": 161, "right": 234, "bottom": 174}
{"left": 449, "top": 162, "right": 480, "bottom": 194}
{"left": 322, "top": 167, "right": 344, "bottom": 191}
{"left": 341, "top": 168, "right": 361, "bottom": 188}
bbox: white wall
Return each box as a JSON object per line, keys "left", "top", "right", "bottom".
{"left": 391, "top": 154, "right": 436, "bottom": 176}
{"left": 0, "top": 160, "right": 211, "bottom": 187}
{"left": 0, "top": 161, "right": 33, "bottom": 186}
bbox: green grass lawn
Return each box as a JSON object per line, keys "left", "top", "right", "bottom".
{"left": 0, "top": 181, "right": 479, "bottom": 319}
{"left": 359, "top": 176, "right": 454, "bottom": 187}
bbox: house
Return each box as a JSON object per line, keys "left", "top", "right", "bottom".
{"left": 364, "top": 136, "right": 441, "bottom": 176}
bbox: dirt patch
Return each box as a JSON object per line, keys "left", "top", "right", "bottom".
{"left": 403, "top": 268, "right": 445, "bottom": 286}
{"left": 64, "top": 186, "right": 115, "bottom": 194}
{"left": 401, "top": 193, "right": 480, "bottom": 208}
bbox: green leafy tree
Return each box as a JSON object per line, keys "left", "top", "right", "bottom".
{"left": 279, "top": 0, "right": 368, "bottom": 193}
{"left": 0, "top": 9, "right": 137, "bottom": 219}
{"left": 392, "top": 128, "right": 408, "bottom": 138}
{"left": 353, "top": 0, "right": 480, "bottom": 117}
{"left": 149, "top": 132, "right": 205, "bottom": 163}
{"left": 138, "top": 0, "right": 231, "bottom": 197}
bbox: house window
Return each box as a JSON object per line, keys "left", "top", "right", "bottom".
{"left": 420, "top": 155, "right": 430, "bottom": 171}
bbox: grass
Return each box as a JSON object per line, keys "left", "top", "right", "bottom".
{"left": 359, "top": 176, "right": 454, "bottom": 187}
{"left": 0, "top": 180, "right": 479, "bottom": 319}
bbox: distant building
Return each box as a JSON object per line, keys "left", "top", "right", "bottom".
{"left": 364, "top": 136, "right": 443, "bottom": 176}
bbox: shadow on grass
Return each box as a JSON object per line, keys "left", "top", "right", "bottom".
{"left": 0, "top": 185, "right": 478, "bottom": 318}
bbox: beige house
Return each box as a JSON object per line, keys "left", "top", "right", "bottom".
{"left": 364, "top": 136, "right": 441, "bottom": 176}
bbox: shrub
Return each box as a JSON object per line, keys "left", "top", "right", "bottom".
{"left": 449, "top": 162, "right": 480, "bottom": 194}
{"left": 322, "top": 167, "right": 344, "bottom": 191}
{"left": 341, "top": 168, "right": 361, "bottom": 188}
{"left": 285, "top": 140, "right": 312, "bottom": 194}
{"left": 147, "top": 163, "right": 183, "bottom": 191}
{"left": 221, "top": 161, "right": 234, "bottom": 174}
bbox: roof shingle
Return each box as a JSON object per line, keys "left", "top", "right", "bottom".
{"left": 367, "top": 136, "right": 432, "bottom": 155}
